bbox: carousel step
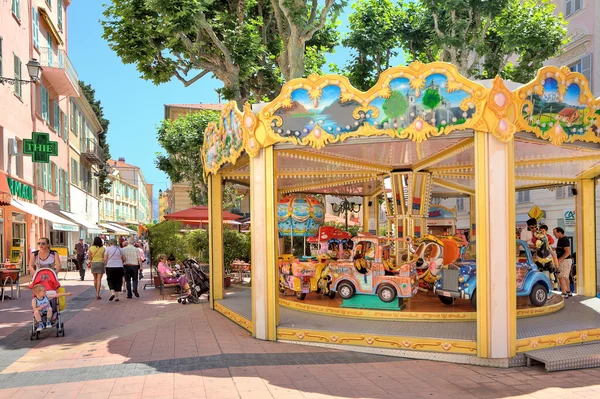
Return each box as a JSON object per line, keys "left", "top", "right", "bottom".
{"left": 525, "top": 342, "right": 600, "bottom": 372}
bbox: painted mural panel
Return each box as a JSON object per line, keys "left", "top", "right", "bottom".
{"left": 203, "top": 103, "right": 245, "bottom": 175}
{"left": 277, "top": 195, "right": 325, "bottom": 237}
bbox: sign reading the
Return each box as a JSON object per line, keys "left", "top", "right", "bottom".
{"left": 23, "top": 132, "right": 58, "bottom": 163}
{"left": 7, "top": 178, "right": 33, "bottom": 201}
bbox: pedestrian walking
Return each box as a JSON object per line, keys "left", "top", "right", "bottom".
{"left": 104, "top": 239, "right": 125, "bottom": 302}
{"left": 28, "top": 238, "right": 62, "bottom": 275}
{"left": 88, "top": 237, "right": 106, "bottom": 300}
{"left": 122, "top": 237, "right": 142, "bottom": 299}
{"left": 74, "top": 238, "right": 89, "bottom": 281}
{"left": 553, "top": 227, "right": 573, "bottom": 298}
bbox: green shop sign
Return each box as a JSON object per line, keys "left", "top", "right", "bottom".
{"left": 23, "top": 132, "right": 58, "bottom": 163}
{"left": 7, "top": 178, "right": 33, "bottom": 201}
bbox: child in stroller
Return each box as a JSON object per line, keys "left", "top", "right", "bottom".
{"left": 32, "top": 284, "right": 71, "bottom": 331}
{"left": 179, "top": 259, "right": 210, "bottom": 304}
{"left": 28, "top": 268, "right": 71, "bottom": 339}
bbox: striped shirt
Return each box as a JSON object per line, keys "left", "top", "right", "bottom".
{"left": 122, "top": 244, "right": 141, "bottom": 266}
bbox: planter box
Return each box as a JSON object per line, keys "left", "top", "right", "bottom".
{"left": 154, "top": 276, "right": 160, "bottom": 288}
{"left": 224, "top": 276, "right": 231, "bottom": 288}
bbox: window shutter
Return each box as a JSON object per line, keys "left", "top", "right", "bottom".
{"left": 47, "top": 33, "right": 53, "bottom": 65}
{"left": 54, "top": 164, "right": 59, "bottom": 195}
{"left": 57, "top": 0, "right": 63, "bottom": 30}
{"left": 575, "top": 0, "right": 582, "bottom": 12}
{"left": 55, "top": 104, "right": 61, "bottom": 135}
{"left": 42, "top": 164, "right": 47, "bottom": 190}
{"left": 32, "top": 8, "right": 39, "bottom": 49}
{"left": 66, "top": 173, "right": 70, "bottom": 211}
{"left": 41, "top": 86, "right": 48, "bottom": 122}
{"left": 13, "top": 55, "right": 22, "bottom": 98}
{"left": 581, "top": 54, "right": 592, "bottom": 88}
{"left": 556, "top": 187, "right": 564, "bottom": 199}
{"left": 13, "top": 0, "right": 21, "bottom": 20}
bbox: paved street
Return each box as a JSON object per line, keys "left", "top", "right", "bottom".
{"left": 1, "top": 269, "right": 600, "bottom": 399}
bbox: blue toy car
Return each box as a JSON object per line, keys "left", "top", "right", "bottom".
{"left": 433, "top": 240, "right": 553, "bottom": 309}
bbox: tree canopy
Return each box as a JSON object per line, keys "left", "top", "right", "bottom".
{"left": 102, "top": 0, "right": 343, "bottom": 104}
{"left": 342, "top": 0, "right": 568, "bottom": 89}
{"left": 155, "top": 111, "right": 219, "bottom": 205}
{"left": 78, "top": 80, "right": 112, "bottom": 195}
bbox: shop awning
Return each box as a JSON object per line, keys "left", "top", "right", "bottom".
{"left": 107, "top": 223, "right": 137, "bottom": 235}
{"left": 10, "top": 198, "right": 79, "bottom": 232}
{"left": 60, "top": 211, "right": 102, "bottom": 234}
{"left": 0, "top": 172, "right": 11, "bottom": 206}
{"left": 98, "top": 222, "right": 130, "bottom": 235}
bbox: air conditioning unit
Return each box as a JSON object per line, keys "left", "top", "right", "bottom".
{"left": 7, "top": 139, "right": 18, "bottom": 155}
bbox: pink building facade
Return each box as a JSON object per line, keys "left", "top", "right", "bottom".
{"left": 1, "top": 0, "right": 84, "bottom": 273}
{"left": 546, "top": 0, "right": 600, "bottom": 97}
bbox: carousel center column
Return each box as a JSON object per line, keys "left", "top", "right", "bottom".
{"left": 575, "top": 179, "right": 596, "bottom": 297}
{"left": 208, "top": 173, "right": 224, "bottom": 305}
{"left": 250, "top": 146, "right": 278, "bottom": 341}
{"left": 474, "top": 130, "right": 516, "bottom": 359}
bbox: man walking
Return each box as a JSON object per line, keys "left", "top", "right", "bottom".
{"left": 553, "top": 227, "right": 572, "bottom": 298}
{"left": 74, "top": 238, "right": 88, "bottom": 281}
{"left": 122, "top": 237, "right": 142, "bottom": 298}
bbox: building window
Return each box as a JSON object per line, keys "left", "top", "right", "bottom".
{"left": 456, "top": 198, "right": 465, "bottom": 211}
{"left": 12, "top": 0, "right": 21, "bottom": 20}
{"left": 53, "top": 101, "right": 60, "bottom": 132}
{"left": 47, "top": 33, "right": 53, "bottom": 66}
{"left": 41, "top": 86, "right": 49, "bottom": 123}
{"left": 46, "top": 0, "right": 52, "bottom": 9}
{"left": 13, "top": 54, "right": 22, "bottom": 98}
{"left": 62, "top": 113, "right": 68, "bottom": 141}
{"left": 565, "top": 0, "right": 582, "bottom": 17}
{"left": 569, "top": 54, "right": 592, "bottom": 88}
{"left": 71, "top": 158, "right": 78, "bottom": 185}
{"left": 517, "top": 190, "right": 531, "bottom": 203}
{"left": 32, "top": 7, "right": 39, "bottom": 49}
{"left": 57, "top": 0, "right": 63, "bottom": 30}
{"left": 556, "top": 187, "right": 565, "bottom": 199}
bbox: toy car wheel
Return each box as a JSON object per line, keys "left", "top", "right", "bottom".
{"left": 337, "top": 282, "right": 355, "bottom": 300}
{"left": 295, "top": 292, "right": 307, "bottom": 300}
{"left": 328, "top": 290, "right": 336, "bottom": 299}
{"left": 530, "top": 284, "right": 548, "bottom": 307}
{"left": 377, "top": 285, "right": 396, "bottom": 303}
{"left": 439, "top": 295, "right": 455, "bottom": 305}
{"left": 470, "top": 289, "right": 477, "bottom": 310}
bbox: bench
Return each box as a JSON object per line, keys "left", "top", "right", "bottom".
{"left": 157, "top": 273, "right": 181, "bottom": 297}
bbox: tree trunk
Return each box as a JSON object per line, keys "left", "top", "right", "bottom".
{"left": 287, "top": 32, "right": 306, "bottom": 80}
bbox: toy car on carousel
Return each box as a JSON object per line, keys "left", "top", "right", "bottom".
{"left": 328, "top": 233, "right": 419, "bottom": 303}
{"left": 434, "top": 240, "right": 552, "bottom": 309}
{"left": 407, "top": 234, "right": 462, "bottom": 292}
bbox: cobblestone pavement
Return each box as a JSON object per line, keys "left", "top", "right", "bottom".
{"left": 1, "top": 268, "right": 600, "bottom": 398}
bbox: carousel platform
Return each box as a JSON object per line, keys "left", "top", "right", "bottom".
{"left": 215, "top": 288, "right": 600, "bottom": 361}
{"left": 279, "top": 291, "right": 564, "bottom": 321}
{"left": 525, "top": 341, "right": 600, "bottom": 372}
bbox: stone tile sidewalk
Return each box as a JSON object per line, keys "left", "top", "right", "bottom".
{"left": 1, "top": 267, "right": 600, "bottom": 398}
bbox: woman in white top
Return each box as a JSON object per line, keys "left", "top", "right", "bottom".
{"left": 103, "top": 239, "right": 126, "bottom": 302}
{"left": 28, "top": 238, "right": 62, "bottom": 275}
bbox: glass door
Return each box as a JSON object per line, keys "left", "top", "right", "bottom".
{"left": 11, "top": 213, "right": 26, "bottom": 274}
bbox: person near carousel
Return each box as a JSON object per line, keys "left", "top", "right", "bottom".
{"left": 104, "top": 239, "right": 125, "bottom": 302}
{"left": 157, "top": 254, "right": 191, "bottom": 296}
{"left": 122, "top": 237, "right": 142, "bottom": 298}
{"left": 28, "top": 238, "right": 62, "bottom": 275}
{"left": 74, "top": 238, "right": 89, "bottom": 281}
{"left": 88, "top": 237, "right": 107, "bottom": 300}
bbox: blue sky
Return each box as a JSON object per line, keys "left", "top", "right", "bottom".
{"left": 67, "top": 2, "right": 406, "bottom": 218}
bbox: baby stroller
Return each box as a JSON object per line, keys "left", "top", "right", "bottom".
{"left": 179, "top": 259, "right": 210, "bottom": 304}
{"left": 28, "top": 268, "right": 65, "bottom": 340}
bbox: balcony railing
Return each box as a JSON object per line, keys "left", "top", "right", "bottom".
{"left": 38, "top": 47, "right": 79, "bottom": 97}
{"left": 81, "top": 138, "right": 105, "bottom": 166}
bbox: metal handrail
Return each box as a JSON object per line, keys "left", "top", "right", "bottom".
{"left": 38, "top": 47, "right": 79, "bottom": 88}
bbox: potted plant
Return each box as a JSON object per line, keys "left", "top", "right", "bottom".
{"left": 224, "top": 264, "right": 232, "bottom": 288}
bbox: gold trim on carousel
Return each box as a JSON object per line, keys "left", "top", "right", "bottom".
{"left": 432, "top": 179, "right": 475, "bottom": 196}
{"left": 276, "top": 170, "right": 383, "bottom": 179}
{"left": 214, "top": 302, "right": 254, "bottom": 334}
{"left": 259, "top": 61, "right": 488, "bottom": 148}
{"left": 516, "top": 328, "right": 600, "bottom": 353}
{"left": 278, "top": 176, "right": 381, "bottom": 195}
{"left": 277, "top": 327, "right": 477, "bottom": 354}
{"left": 279, "top": 296, "right": 563, "bottom": 322}
{"left": 515, "top": 66, "right": 600, "bottom": 146}
{"left": 278, "top": 149, "right": 391, "bottom": 173}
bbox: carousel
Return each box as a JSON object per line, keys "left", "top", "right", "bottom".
{"left": 202, "top": 61, "right": 600, "bottom": 365}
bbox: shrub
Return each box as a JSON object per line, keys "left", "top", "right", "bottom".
{"left": 148, "top": 221, "right": 188, "bottom": 262}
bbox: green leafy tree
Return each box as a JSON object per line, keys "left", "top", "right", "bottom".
{"left": 382, "top": 91, "right": 409, "bottom": 128}
{"left": 397, "top": 0, "right": 567, "bottom": 82}
{"left": 78, "top": 81, "right": 112, "bottom": 195}
{"left": 102, "top": 0, "right": 341, "bottom": 104}
{"left": 148, "top": 221, "right": 188, "bottom": 263}
{"left": 155, "top": 111, "right": 219, "bottom": 205}
{"left": 422, "top": 88, "right": 441, "bottom": 120}
{"left": 342, "top": 0, "right": 404, "bottom": 90}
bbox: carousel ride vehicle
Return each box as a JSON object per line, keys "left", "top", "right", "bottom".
{"left": 434, "top": 240, "right": 552, "bottom": 309}
{"left": 407, "top": 234, "right": 462, "bottom": 292}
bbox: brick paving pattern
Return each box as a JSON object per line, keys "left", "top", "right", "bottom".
{"left": 1, "top": 268, "right": 600, "bottom": 398}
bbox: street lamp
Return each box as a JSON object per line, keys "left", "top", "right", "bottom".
{"left": 0, "top": 58, "right": 42, "bottom": 85}
{"left": 331, "top": 198, "right": 362, "bottom": 231}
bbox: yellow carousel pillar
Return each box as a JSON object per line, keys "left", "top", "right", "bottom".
{"left": 362, "top": 196, "right": 370, "bottom": 232}
{"left": 474, "top": 130, "right": 516, "bottom": 359}
{"left": 250, "top": 146, "right": 278, "bottom": 341}
{"left": 469, "top": 195, "right": 476, "bottom": 239}
{"left": 208, "top": 173, "right": 224, "bottom": 305}
{"left": 575, "top": 179, "right": 596, "bottom": 297}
